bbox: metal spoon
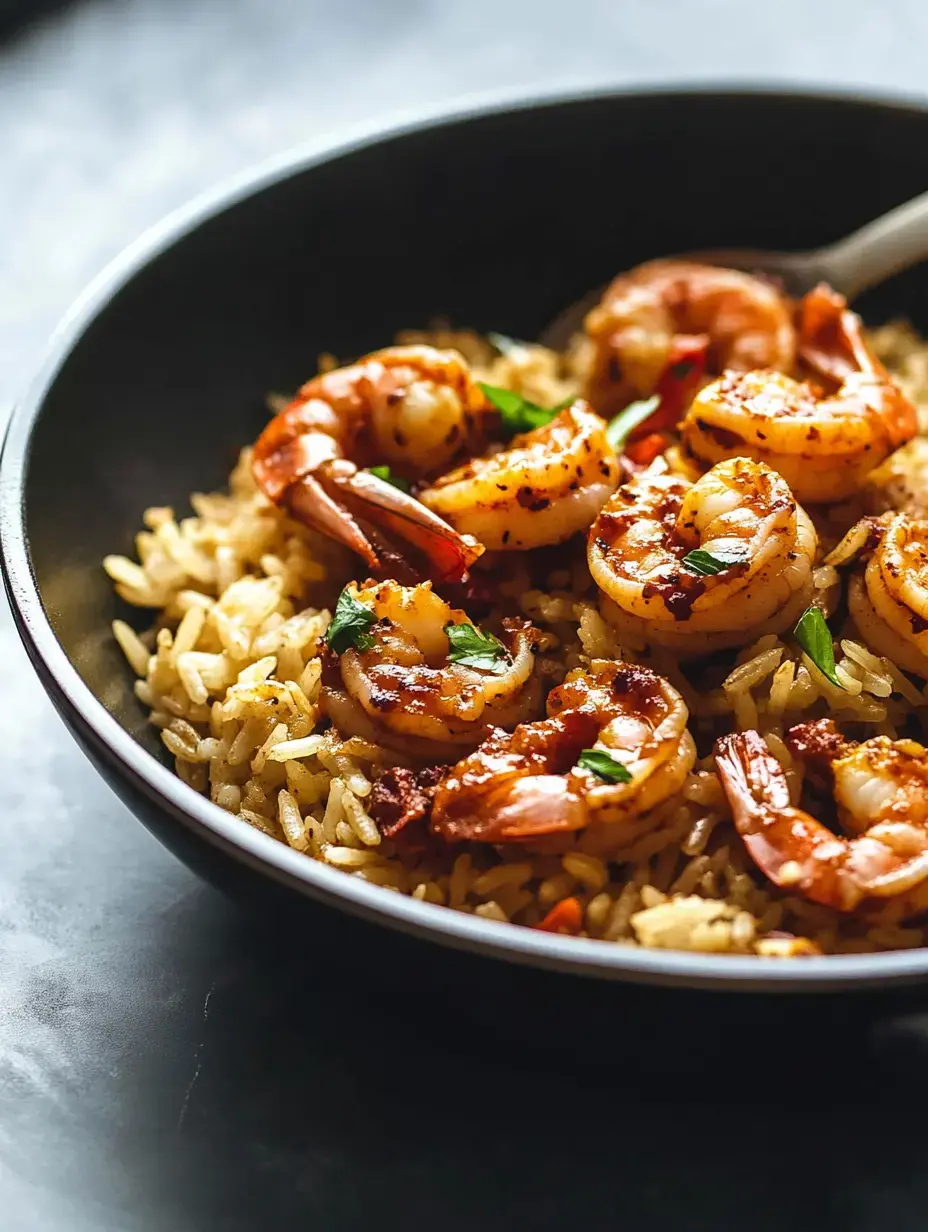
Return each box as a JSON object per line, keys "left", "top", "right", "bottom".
{"left": 541, "top": 187, "right": 928, "bottom": 350}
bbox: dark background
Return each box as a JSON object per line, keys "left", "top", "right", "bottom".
{"left": 6, "top": 3, "right": 928, "bottom": 1229}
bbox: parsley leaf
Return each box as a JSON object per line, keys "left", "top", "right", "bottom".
{"left": 605, "top": 395, "right": 661, "bottom": 452}
{"left": 444, "top": 621, "right": 509, "bottom": 672}
{"left": 793, "top": 606, "right": 843, "bottom": 689}
{"left": 682, "top": 545, "right": 750, "bottom": 576}
{"left": 577, "top": 749, "right": 633, "bottom": 784}
{"left": 368, "top": 464, "right": 410, "bottom": 493}
{"left": 325, "top": 588, "right": 376, "bottom": 655}
{"left": 479, "top": 382, "right": 559, "bottom": 437}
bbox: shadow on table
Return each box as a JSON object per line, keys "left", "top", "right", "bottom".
{"left": 0, "top": 0, "right": 72, "bottom": 42}
{"left": 81, "top": 891, "right": 928, "bottom": 1231}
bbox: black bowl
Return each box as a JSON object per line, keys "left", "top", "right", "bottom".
{"left": 6, "top": 86, "right": 928, "bottom": 992}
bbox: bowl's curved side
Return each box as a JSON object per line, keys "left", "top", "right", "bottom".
{"left": 5, "top": 85, "right": 928, "bottom": 990}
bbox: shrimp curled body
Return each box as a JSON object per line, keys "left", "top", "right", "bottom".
{"left": 252, "top": 346, "right": 489, "bottom": 582}
{"left": 680, "top": 287, "right": 917, "bottom": 504}
{"left": 716, "top": 722, "right": 928, "bottom": 914}
{"left": 583, "top": 260, "right": 796, "bottom": 415}
{"left": 830, "top": 512, "right": 928, "bottom": 679}
{"left": 321, "top": 580, "right": 542, "bottom": 763}
{"left": 589, "top": 457, "right": 817, "bottom": 655}
{"left": 419, "top": 402, "right": 619, "bottom": 550}
{"left": 430, "top": 662, "right": 695, "bottom": 843}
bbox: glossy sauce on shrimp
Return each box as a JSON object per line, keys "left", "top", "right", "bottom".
{"left": 589, "top": 456, "right": 817, "bottom": 654}
{"left": 252, "top": 345, "right": 489, "bottom": 582}
{"left": 431, "top": 661, "right": 695, "bottom": 843}
{"left": 680, "top": 286, "right": 917, "bottom": 503}
{"left": 419, "top": 401, "right": 619, "bottom": 550}
{"left": 717, "top": 721, "right": 928, "bottom": 914}
{"left": 828, "top": 511, "right": 928, "bottom": 679}
{"left": 584, "top": 259, "right": 796, "bottom": 415}
{"left": 321, "top": 580, "right": 543, "bottom": 762}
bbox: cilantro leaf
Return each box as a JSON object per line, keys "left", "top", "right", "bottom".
{"left": 577, "top": 749, "right": 633, "bottom": 784}
{"left": 479, "top": 382, "right": 559, "bottom": 437}
{"left": 605, "top": 395, "right": 661, "bottom": 452}
{"left": 368, "top": 464, "right": 411, "bottom": 493}
{"left": 793, "top": 606, "right": 843, "bottom": 689}
{"left": 444, "top": 621, "right": 509, "bottom": 672}
{"left": 682, "top": 545, "right": 750, "bottom": 576}
{"left": 325, "top": 588, "right": 376, "bottom": 655}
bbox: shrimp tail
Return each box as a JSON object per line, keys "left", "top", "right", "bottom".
{"left": 799, "top": 284, "right": 917, "bottom": 449}
{"left": 714, "top": 731, "right": 831, "bottom": 896}
{"left": 338, "top": 467, "right": 485, "bottom": 583}
{"left": 293, "top": 463, "right": 484, "bottom": 584}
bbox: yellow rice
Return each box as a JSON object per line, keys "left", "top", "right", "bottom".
{"left": 103, "top": 322, "right": 928, "bottom": 958}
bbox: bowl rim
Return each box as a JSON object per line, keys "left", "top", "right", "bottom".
{"left": 6, "top": 81, "right": 928, "bottom": 992}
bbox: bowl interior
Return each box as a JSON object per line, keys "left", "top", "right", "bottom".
{"left": 12, "top": 89, "right": 928, "bottom": 982}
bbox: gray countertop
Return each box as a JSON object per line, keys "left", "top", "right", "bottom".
{"left": 5, "top": 3, "right": 928, "bottom": 1229}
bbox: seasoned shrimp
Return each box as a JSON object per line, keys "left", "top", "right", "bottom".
{"left": 430, "top": 662, "right": 695, "bottom": 842}
{"left": 418, "top": 401, "right": 619, "bottom": 550}
{"left": 589, "top": 456, "right": 817, "bottom": 655}
{"left": 716, "top": 722, "right": 928, "bottom": 913}
{"left": 828, "top": 510, "right": 928, "bottom": 679}
{"left": 321, "top": 580, "right": 543, "bottom": 762}
{"left": 583, "top": 260, "right": 796, "bottom": 415}
{"left": 680, "top": 286, "right": 917, "bottom": 504}
{"left": 252, "top": 346, "right": 489, "bottom": 582}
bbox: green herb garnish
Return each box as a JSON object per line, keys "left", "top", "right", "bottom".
{"left": 605, "top": 395, "right": 661, "bottom": 452}
{"left": 325, "top": 588, "right": 376, "bottom": 655}
{"left": 793, "top": 606, "right": 843, "bottom": 689}
{"left": 368, "top": 465, "right": 410, "bottom": 493}
{"left": 682, "top": 545, "right": 750, "bottom": 576}
{"left": 577, "top": 749, "right": 633, "bottom": 784}
{"left": 444, "top": 621, "right": 509, "bottom": 672}
{"left": 479, "top": 382, "right": 557, "bottom": 436}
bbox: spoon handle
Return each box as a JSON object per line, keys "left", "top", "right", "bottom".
{"left": 817, "top": 187, "right": 928, "bottom": 299}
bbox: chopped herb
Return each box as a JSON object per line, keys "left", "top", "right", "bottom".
{"left": 793, "top": 606, "right": 843, "bottom": 689}
{"left": 682, "top": 545, "right": 750, "bottom": 576}
{"left": 479, "top": 382, "right": 558, "bottom": 437}
{"left": 325, "top": 587, "right": 376, "bottom": 655}
{"left": 670, "top": 358, "right": 696, "bottom": 380}
{"left": 605, "top": 395, "right": 661, "bottom": 452}
{"left": 368, "top": 464, "right": 410, "bottom": 493}
{"left": 488, "top": 330, "right": 530, "bottom": 356}
{"left": 577, "top": 748, "right": 633, "bottom": 784}
{"left": 444, "top": 621, "right": 509, "bottom": 672}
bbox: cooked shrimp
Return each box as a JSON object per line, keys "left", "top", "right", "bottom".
{"left": 583, "top": 260, "right": 795, "bottom": 415}
{"left": 716, "top": 722, "right": 928, "bottom": 913}
{"left": 680, "top": 286, "right": 917, "bottom": 504}
{"left": 430, "top": 662, "right": 695, "bottom": 842}
{"left": 321, "top": 580, "right": 542, "bottom": 762}
{"left": 418, "top": 401, "right": 619, "bottom": 550}
{"left": 828, "top": 510, "right": 928, "bottom": 679}
{"left": 589, "top": 456, "right": 817, "bottom": 655}
{"left": 252, "top": 346, "right": 489, "bottom": 582}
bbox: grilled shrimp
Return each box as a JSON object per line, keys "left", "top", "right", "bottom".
{"left": 418, "top": 401, "right": 619, "bottom": 550}
{"left": 584, "top": 260, "right": 796, "bottom": 415}
{"left": 321, "top": 580, "right": 543, "bottom": 762}
{"left": 716, "top": 722, "right": 928, "bottom": 913}
{"left": 252, "top": 346, "right": 489, "bottom": 583}
{"left": 430, "top": 662, "right": 695, "bottom": 843}
{"left": 680, "top": 286, "right": 917, "bottom": 504}
{"left": 828, "top": 511, "right": 928, "bottom": 679}
{"left": 589, "top": 456, "right": 817, "bottom": 655}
